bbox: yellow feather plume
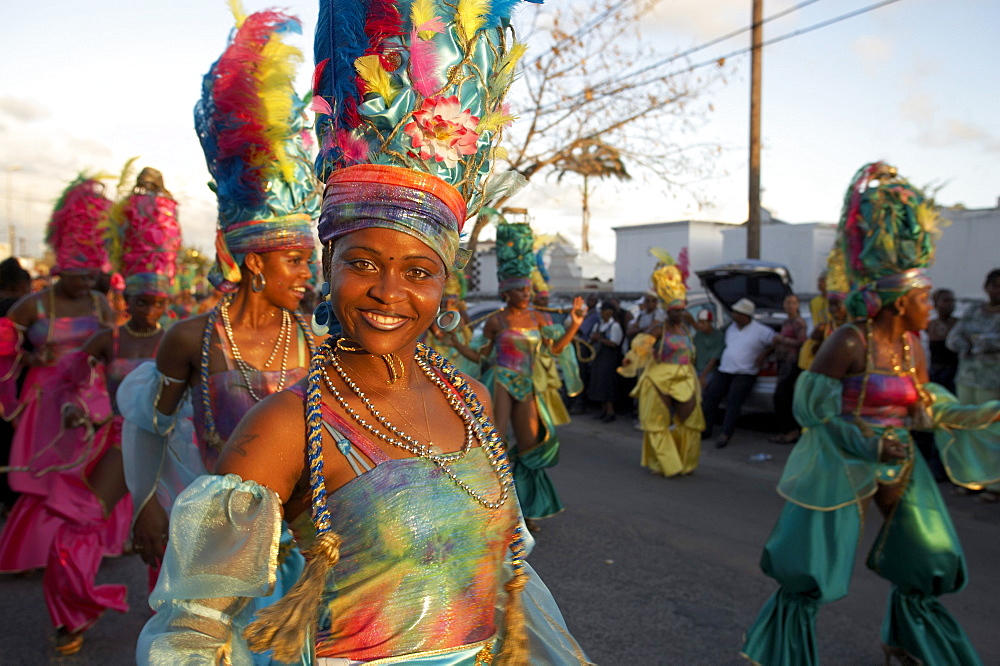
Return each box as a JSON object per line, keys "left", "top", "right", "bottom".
{"left": 228, "top": 0, "right": 247, "bottom": 28}
{"left": 490, "top": 42, "right": 527, "bottom": 98}
{"left": 257, "top": 38, "right": 304, "bottom": 185}
{"left": 354, "top": 55, "right": 399, "bottom": 106}
{"left": 478, "top": 110, "right": 517, "bottom": 133}
{"left": 456, "top": 0, "right": 488, "bottom": 43}
{"left": 411, "top": 0, "right": 439, "bottom": 40}
{"left": 491, "top": 146, "right": 509, "bottom": 161}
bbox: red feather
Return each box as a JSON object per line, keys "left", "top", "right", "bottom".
{"left": 364, "top": 0, "right": 404, "bottom": 56}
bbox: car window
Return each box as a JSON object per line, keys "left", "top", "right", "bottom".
{"left": 705, "top": 274, "right": 789, "bottom": 312}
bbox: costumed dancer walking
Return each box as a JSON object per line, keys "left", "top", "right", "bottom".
{"left": 136, "top": 0, "right": 589, "bottom": 662}
{"left": 482, "top": 215, "right": 586, "bottom": 531}
{"left": 118, "top": 5, "right": 318, "bottom": 643}
{"left": 742, "top": 162, "right": 1000, "bottom": 666}
{"left": 621, "top": 248, "right": 705, "bottom": 477}
{"left": 34, "top": 164, "right": 181, "bottom": 655}
{"left": 0, "top": 176, "right": 117, "bottom": 576}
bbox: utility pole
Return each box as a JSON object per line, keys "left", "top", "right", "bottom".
{"left": 747, "top": 0, "right": 763, "bottom": 259}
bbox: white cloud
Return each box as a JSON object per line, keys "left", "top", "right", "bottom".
{"left": 850, "top": 35, "right": 893, "bottom": 75}
{"left": 0, "top": 96, "right": 49, "bottom": 123}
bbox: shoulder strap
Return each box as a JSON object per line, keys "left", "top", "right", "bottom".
{"left": 287, "top": 382, "right": 391, "bottom": 466}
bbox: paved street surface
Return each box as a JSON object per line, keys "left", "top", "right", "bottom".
{"left": 1, "top": 413, "right": 998, "bottom": 664}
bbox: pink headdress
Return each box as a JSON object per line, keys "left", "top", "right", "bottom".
{"left": 121, "top": 175, "right": 182, "bottom": 296}
{"left": 46, "top": 176, "right": 112, "bottom": 275}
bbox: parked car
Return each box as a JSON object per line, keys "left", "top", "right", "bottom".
{"left": 695, "top": 260, "right": 812, "bottom": 413}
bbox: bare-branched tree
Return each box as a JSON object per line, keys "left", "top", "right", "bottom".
{"left": 467, "top": 0, "right": 727, "bottom": 254}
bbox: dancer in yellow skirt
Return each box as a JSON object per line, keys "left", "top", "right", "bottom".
{"left": 621, "top": 249, "right": 705, "bottom": 476}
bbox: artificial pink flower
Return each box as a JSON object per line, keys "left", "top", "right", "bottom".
{"left": 403, "top": 95, "right": 480, "bottom": 168}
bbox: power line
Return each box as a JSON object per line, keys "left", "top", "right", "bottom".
{"left": 614, "top": 0, "right": 824, "bottom": 89}
{"left": 535, "top": 0, "right": 904, "bottom": 116}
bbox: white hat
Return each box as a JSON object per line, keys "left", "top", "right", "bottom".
{"left": 732, "top": 298, "right": 756, "bottom": 316}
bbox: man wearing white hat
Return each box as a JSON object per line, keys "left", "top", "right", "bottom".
{"left": 702, "top": 297, "right": 776, "bottom": 447}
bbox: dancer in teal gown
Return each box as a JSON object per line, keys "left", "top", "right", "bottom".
{"left": 742, "top": 163, "right": 1000, "bottom": 666}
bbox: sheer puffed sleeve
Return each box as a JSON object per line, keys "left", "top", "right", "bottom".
{"left": 540, "top": 323, "right": 583, "bottom": 398}
{"left": 119, "top": 362, "right": 202, "bottom": 521}
{"left": 777, "top": 371, "right": 906, "bottom": 510}
{"left": 925, "top": 383, "right": 1000, "bottom": 490}
{"left": 137, "top": 474, "right": 298, "bottom": 666}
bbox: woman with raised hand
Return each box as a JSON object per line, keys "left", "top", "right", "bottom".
{"left": 482, "top": 217, "right": 585, "bottom": 532}
{"left": 137, "top": 2, "right": 588, "bottom": 663}
{"left": 743, "top": 163, "right": 1000, "bottom": 666}
{"left": 0, "top": 177, "right": 115, "bottom": 576}
{"left": 118, "top": 7, "right": 318, "bottom": 626}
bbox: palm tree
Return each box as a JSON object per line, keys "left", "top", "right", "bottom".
{"left": 554, "top": 139, "right": 631, "bottom": 253}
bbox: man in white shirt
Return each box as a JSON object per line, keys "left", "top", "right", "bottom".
{"left": 702, "top": 298, "right": 776, "bottom": 447}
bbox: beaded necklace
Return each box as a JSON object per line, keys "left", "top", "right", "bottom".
{"left": 198, "top": 298, "right": 314, "bottom": 450}
{"left": 319, "top": 340, "right": 511, "bottom": 509}
{"left": 220, "top": 295, "right": 292, "bottom": 400}
{"left": 301, "top": 340, "right": 527, "bottom": 605}
{"left": 123, "top": 321, "right": 163, "bottom": 338}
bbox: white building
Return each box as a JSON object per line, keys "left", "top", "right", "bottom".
{"left": 612, "top": 220, "right": 734, "bottom": 293}
{"left": 613, "top": 201, "right": 999, "bottom": 301}
{"left": 931, "top": 204, "right": 1000, "bottom": 300}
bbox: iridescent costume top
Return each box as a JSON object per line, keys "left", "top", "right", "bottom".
{"left": 485, "top": 320, "right": 582, "bottom": 519}
{"left": 137, "top": 353, "right": 590, "bottom": 665}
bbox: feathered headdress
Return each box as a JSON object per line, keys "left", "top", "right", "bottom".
{"left": 246, "top": 3, "right": 546, "bottom": 663}
{"left": 195, "top": 3, "right": 320, "bottom": 291}
{"left": 833, "top": 162, "right": 941, "bottom": 318}
{"left": 312, "top": 0, "right": 541, "bottom": 270}
{"left": 105, "top": 162, "right": 182, "bottom": 297}
{"left": 46, "top": 176, "right": 112, "bottom": 275}
{"left": 650, "top": 246, "right": 689, "bottom": 310}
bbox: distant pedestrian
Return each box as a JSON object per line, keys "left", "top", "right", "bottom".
{"left": 692, "top": 309, "right": 724, "bottom": 388}
{"left": 926, "top": 289, "right": 958, "bottom": 393}
{"left": 701, "top": 298, "right": 775, "bottom": 448}
{"left": 626, "top": 292, "right": 665, "bottom": 342}
{"left": 589, "top": 303, "right": 623, "bottom": 422}
{"left": 770, "top": 294, "right": 807, "bottom": 443}
{"left": 809, "top": 271, "right": 829, "bottom": 330}
{"left": 946, "top": 268, "right": 1000, "bottom": 502}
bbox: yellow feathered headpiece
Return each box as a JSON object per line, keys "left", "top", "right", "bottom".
{"left": 650, "top": 247, "right": 689, "bottom": 309}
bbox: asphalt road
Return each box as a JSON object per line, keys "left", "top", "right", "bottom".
{"left": 1, "top": 413, "right": 997, "bottom": 665}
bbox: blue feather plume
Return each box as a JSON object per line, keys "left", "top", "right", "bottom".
{"left": 314, "top": 0, "right": 371, "bottom": 128}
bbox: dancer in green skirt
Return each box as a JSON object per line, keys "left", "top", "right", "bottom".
{"left": 742, "top": 163, "right": 1000, "bottom": 665}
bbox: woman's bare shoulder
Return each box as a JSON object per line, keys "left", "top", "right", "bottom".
{"left": 216, "top": 388, "right": 307, "bottom": 502}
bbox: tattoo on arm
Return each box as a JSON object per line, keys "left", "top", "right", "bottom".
{"left": 228, "top": 432, "right": 260, "bottom": 458}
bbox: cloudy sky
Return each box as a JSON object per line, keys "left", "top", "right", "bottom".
{"left": 1, "top": 0, "right": 997, "bottom": 263}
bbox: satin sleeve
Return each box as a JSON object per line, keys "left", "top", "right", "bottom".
{"left": 777, "top": 371, "right": 906, "bottom": 510}
{"left": 138, "top": 474, "right": 288, "bottom": 666}
{"left": 119, "top": 362, "right": 202, "bottom": 520}
{"left": 925, "top": 382, "right": 1000, "bottom": 489}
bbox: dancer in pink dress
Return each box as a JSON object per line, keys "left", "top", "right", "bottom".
{"left": 32, "top": 166, "right": 181, "bottom": 655}
{"left": 0, "top": 177, "right": 116, "bottom": 579}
